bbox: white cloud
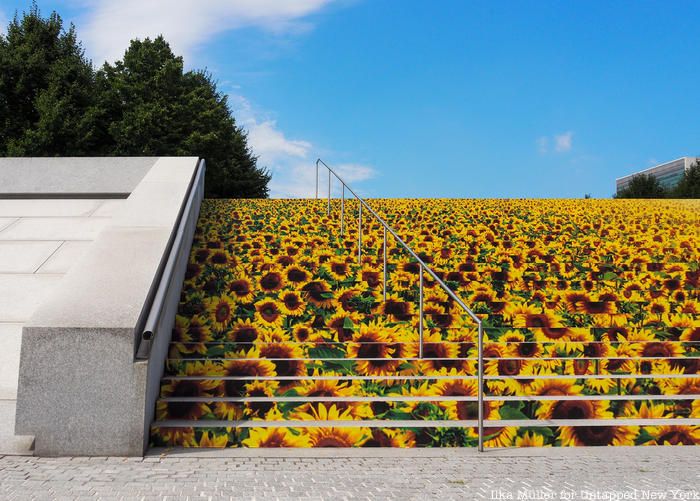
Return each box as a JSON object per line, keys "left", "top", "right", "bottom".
{"left": 80, "top": 0, "right": 335, "bottom": 63}
{"left": 554, "top": 131, "right": 573, "bottom": 152}
{"left": 537, "top": 131, "right": 574, "bottom": 154}
{"left": 247, "top": 120, "right": 311, "bottom": 161}
{"left": 231, "top": 94, "right": 374, "bottom": 198}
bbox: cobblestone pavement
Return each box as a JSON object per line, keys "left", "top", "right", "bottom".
{"left": 1, "top": 448, "right": 699, "bottom": 500}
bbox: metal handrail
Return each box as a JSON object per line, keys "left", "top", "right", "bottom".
{"left": 314, "top": 158, "right": 486, "bottom": 451}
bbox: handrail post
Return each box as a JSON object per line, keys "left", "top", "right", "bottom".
{"left": 382, "top": 225, "right": 387, "bottom": 301}
{"left": 477, "top": 320, "right": 484, "bottom": 452}
{"left": 358, "top": 202, "right": 362, "bottom": 264}
{"left": 340, "top": 184, "right": 345, "bottom": 237}
{"left": 327, "top": 169, "right": 331, "bottom": 216}
{"left": 418, "top": 266, "right": 424, "bottom": 358}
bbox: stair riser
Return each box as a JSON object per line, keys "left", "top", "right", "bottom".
{"left": 155, "top": 398, "right": 699, "bottom": 422}
{"left": 164, "top": 357, "right": 700, "bottom": 378}
{"left": 150, "top": 424, "right": 700, "bottom": 448}
{"left": 160, "top": 376, "right": 700, "bottom": 398}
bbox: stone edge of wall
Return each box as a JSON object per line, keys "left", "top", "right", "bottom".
{"left": 14, "top": 156, "right": 202, "bottom": 456}
{"left": 0, "top": 157, "right": 158, "bottom": 197}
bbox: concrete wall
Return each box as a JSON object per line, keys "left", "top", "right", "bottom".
{"left": 14, "top": 157, "right": 203, "bottom": 456}
{"left": 0, "top": 157, "right": 157, "bottom": 198}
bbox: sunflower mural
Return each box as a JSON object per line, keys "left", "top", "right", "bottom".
{"left": 151, "top": 198, "right": 700, "bottom": 448}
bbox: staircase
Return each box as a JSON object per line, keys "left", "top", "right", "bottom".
{"left": 150, "top": 182, "right": 700, "bottom": 448}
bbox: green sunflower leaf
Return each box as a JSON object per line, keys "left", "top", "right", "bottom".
{"left": 498, "top": 406, "right": 529, "bottom": 421}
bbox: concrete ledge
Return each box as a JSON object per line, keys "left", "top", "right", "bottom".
{"left": 14, "top": 157, "right": 202, "bottom": 456}
{"left": 0, "top": 157, "right": 157, "bottom": 197}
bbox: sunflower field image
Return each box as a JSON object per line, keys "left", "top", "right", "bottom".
{"left": 151, "top": 198, "right": 700, "bottom": 448}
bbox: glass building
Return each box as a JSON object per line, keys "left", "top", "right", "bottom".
{"left": 616, "top": 157, "right": 698, "bottom": 193}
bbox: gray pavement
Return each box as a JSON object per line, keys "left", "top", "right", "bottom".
{"left": 0, "top": 199, "right": 123, "bottom": 454}
{"left": 1, "top": 447, "right": 699, "bottom": 500}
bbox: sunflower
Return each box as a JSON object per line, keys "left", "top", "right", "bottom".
{"left": 292, "top": 323, "right": 321, "bottom": 342}
{"left": 509, "top": 304, "right": 568, "bottom": 342}
{"left": 582, "top": 300, "right": 618, "bottom": 315}
{"left": 326, "top": 258, "right": 354, "bottom": 281}
{"left": 228, "top": 277, "right": 254, "bottom": 301}
{"left": 198, "top": 431, "right": 231, "bottom": 448}
{"left": 379, "top": 293, "right": 415, "bottom": 322}
{"left": 564, "top": 292, "right": 590, "bottom": 313}
{"left": 301, "top": 281, "right": 334, "bottom": 308}
{"left": 640, "top": 341, "right": 684, "bottom": 359}
{"left": 157, "top": 363, "right": 218, "bottom": 422}
{"left": 680, "top": 327, "right": 700, "bottom": 342}
{"left": 678, "top": 301, "right": 700, "bottom": 315}
{"left": 334, "top": 288, "right": 363, "bottom": 312}
{"left": 152, "top": 426, "right": 196, "bottom": 447}
{"left": 242, "top": 380, "right": 279, "bottom": 419}
{"left": 661, "top": 377, "right": 700, "bottom": 396}
{"left": 295, "top": 373, "right": 373, "bottom": 419}
{"left": 285, "top": 265, "right": 310, "bottom": 287}
{"left": 254, "top": 298, "right": 285, "bottom": 326}
{"left": 242, "top": 427, "right": 312, "bottom": 447}
{"left": 363, "top": 429, "right": 416, "bottom": 447}
{"left": 559, "top": 425, "right": 639, "bottom": 447}
{"left": 278, "top": 291, "right": 306, "bottom": 316}
{"left": 228, "top": 318, "right": 261, "bottom": 343}
{"left": 514, "top": 431, "right": 550, "bottom": 447}
{"left": 322, "top": 313, "right": 354, "bottom": 342}
{"left": 219, "top": 350, "right": 276, "bottom": 397}
{"left": 420, "top": 331, "right": 466, "bottom": 374}
{"left": 480, "top": 427, "right": 518, "bottom": 448}
{"left": 536, "top": 399, "right": 612, "bottom": 421}
{"left": 172, "top": 315, "right": 190, "bottom": 343}
{"left": 292, "top": 405, "right": 371, "bottom": 447}
{"left": 204, "top": 295, "right": 237, "bottom": 331}
{"left": 527, "top": 378, "right": 583, "bottom": 397}
{"left": 347, "top": 322, "right": 415, "bottom": 376}
{"left": 258, "top": 343, "right": 306, "bottom": 384}
{"left": 259, "top": 270, "right": 285, "bottom": 292}
{"left": 434, "top": 378, "right": 501, "bottom": 422}
{"left": 360, "top": 264, "right": 383, "bottom": 289}
{"left": 642, "top": 425, "right": 700, "bottom": 445}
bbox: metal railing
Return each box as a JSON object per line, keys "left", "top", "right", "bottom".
{"left": 314, "top": 158, "right": 486, "bottom": 451}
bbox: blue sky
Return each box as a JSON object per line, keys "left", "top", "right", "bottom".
{"left": 2, "top": 1, "right": 700, "bottom": 198}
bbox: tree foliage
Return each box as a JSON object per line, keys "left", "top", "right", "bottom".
{"left": 672, "top": 161, "right": 700, "bottom": 198}
{"left": 0, "top": 4, "right": 98, "bottom": 155}
{"left": 614, "top": 174, "right": 667, "bottom": 199}
{"left": 0, "top": 7, "right": 269, "bottom": 198}
{"left": 97, "top": 37, "right": 270, "bottom": 197}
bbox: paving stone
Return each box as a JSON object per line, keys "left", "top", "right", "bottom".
{"left": 1, "top": 449, "right": 699, "bottom": 499}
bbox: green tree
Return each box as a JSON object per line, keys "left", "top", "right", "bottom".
{"left": 97, "top": 37, "right": 269, "bottom": 198}
{"left": 614, "top": 174, "right": 667, "bottom": 199}
{"left": 672, "top": 161, "right": 700, "bottom": 198}
{"left": 0, "top": 4, "right": 99, "bottom": 155}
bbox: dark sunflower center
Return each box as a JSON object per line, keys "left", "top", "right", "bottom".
{"left": 284, "top": 294, "right": 301, "bottom": 309}
{"left": 518, "top": 343, "right": 537, "bottom": 357}
{"left": 642, "top": 343, "right": 670, "bottom": 358}
{"left": 260, "top": 273, "right": 281, "bottom": 290}
{"left": 552, "top": 401, "right": 592, "bottom": 419}
{"left": 315, "top": 437, "right": 350, "bottom": 447}
{"left": 234, "top": 327, "right": 257, "bottom": 343}
{"left": 215, "top": 303, "right": 231, "bottom": 323}
{"left": 575, "top": 426, "right": 616, "bottom": 446}
{"left": 362, "top": 271, "right": 380, "bottom": 287}
{"left": 211, "top": 252, "right": 228, "bottom": 264}
{"left": 287, "top": 269, "right": 307, "bottom": 282}
{"left": 229, "top": 280, "right": 250, "bottom": 296}
{"left": 498, "top": 359, "right": 522, "bottom": 376}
